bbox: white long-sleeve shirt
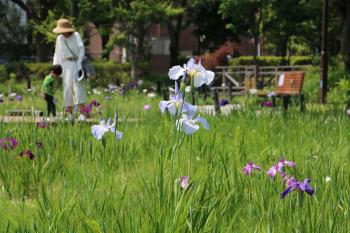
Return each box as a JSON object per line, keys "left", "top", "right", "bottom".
{"left": 53, "top": 32, "right": 85, "bottom": 70}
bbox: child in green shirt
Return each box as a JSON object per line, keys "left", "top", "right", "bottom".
{"left": 42, "top": 65, "right": 62, "bottom": 118}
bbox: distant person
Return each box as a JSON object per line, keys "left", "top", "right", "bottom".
{"left": 52, "top": 18, "right": 87, "bottom": 121}
{"left": 42, "top": 65, "right": 62, "bottom": 120}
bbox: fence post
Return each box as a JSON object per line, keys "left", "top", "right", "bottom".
{"left": 212, "top": 88, "right": 220, "bottom": 114}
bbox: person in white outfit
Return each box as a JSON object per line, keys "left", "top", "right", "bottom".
{"left": 53, "top": 18, "right": 87, "bottom": 121}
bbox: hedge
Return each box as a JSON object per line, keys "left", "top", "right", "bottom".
{"left": 0, "top": 61, "right": 131, "bottom": 87}
{"left": 228, "top": 56, "right": 318, "bottom": 66}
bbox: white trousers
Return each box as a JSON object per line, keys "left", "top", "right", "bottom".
{"left": 62, "top": 60, "right": 86, "bottom": 107}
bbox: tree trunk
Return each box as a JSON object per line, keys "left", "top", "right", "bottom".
{"left": 169, "top": 32, "right": 180, "bottom": 67}
{"left": 340, "top": 1, "right": 350, "bottom": 71}
{"left": 167, "top": 17, "right": 182, "bottom": 67}
{"left": 130, "top": 30, "right": 145, "bottom": 80}
{"left": 70, "top": 0, "right": 79, "bottom": 18}
{"left": 35, "top": 33, "right": 46, "bottom": 62}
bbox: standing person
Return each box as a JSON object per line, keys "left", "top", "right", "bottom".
{"left": 42, "top": 65, "right": 62, "bottom": 121}
{"left": 53, "top": 18, "right": 87, "bottom": 121}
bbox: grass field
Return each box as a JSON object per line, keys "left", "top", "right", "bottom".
{"left": 0, "top": 84, "right": 349, "bottom": 232}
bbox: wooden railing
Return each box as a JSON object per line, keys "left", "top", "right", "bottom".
{"left": 214, "top": 65, "right": 310, "bottom": 91}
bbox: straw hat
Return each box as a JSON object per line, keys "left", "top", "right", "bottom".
{"left": 53, "top": 18, "right": 75, "bottom": 34}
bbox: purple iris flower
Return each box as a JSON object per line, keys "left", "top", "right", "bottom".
{"left": 0, "top": 137, "right": 17, "bottom": 150}
{"left": 181, "top": 176, "right": 189, "bottom": 189}
{"left": 243, "top": 161, "right": 262, "bottom": 175}
{"left": 37, "top": 121, "right": 49, "bottom": 128}
{"left": 220, "top": 99, "right": 229, "bottom": 106}
{"left": 81, "top": 104, "right": 92, "bottom": 114}
{"left": 19, "top": 150, "right": 35, "bottom": 160}
{"left": 16, "top": 95, "right": 23, "bottom": 101}
{"left": 90, "top": 100, "right": 101, "bottom": 107}
{"left": 263, "top": 101, "right": 273, "bottom": 107}
{"left": 280, "top": 178, "right": 315, "bottom": 198}
{"left": 267, "top": 158, "right": 296, "bottom": 178}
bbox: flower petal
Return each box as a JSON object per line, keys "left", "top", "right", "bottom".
{"left": 196, "top": 116, "right": 210, "bottom": 130}
{"left": 180, "top": 119, "right": 199, "bottom": 135}
{"left": 168, "top": 66, "right": 185, "bottom": 80}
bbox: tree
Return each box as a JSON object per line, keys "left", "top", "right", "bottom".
{"left": 189, "top": 0, "right": 233, "bottom": 53}
{"left": 0, "top": 1, "right": 28, "bottom": 61}
{"left": 165, "top": 0, "right": 186, "bottom": 67}
{"left": 335, "top": 0, "right": 350, "bottom": 71}
{"left": 113, "top": 0, "right": 181, "bottom": 80}
{"left": 220, "top": 0, "right": 267, "bottom": 66}
{"left": 9, "top": 0, "right": 66, "bottom": 62}
{"left": 263, "top": 0, "right": 315, "bottom": 58}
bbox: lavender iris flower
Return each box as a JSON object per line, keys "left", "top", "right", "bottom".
{"left": 267, "top": 159, "right": 296, "bottom": 178}
{"left": 243, "top": 161, "right": 262, "bottom": 175}
{"left": 181, "top": 176, "right": 189, "bottom": 189}
{"left": 280, "top": 178, "right": 315, "bottom": 198}
{"left": 37, "top": 121, "right": 49, "bottom": 128}
{"left": 16, "top": 95, "right": 23, "bottom": 101}
{"left": 159, "top": 84, "right": 197, "bottom": 117}
{"left": 176, "top": 114, "right": 210, "bottom": 135}
{"left": 168, "top": 58, "right": 215, "bottom": 87}
{"left": 91, "top": 118, "right": 122, "bottom": 141}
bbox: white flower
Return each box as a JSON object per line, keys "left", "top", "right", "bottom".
{"left": 325, "top": 176, "right": 331, "bottom": 182}
{"left": 346, "top": 109, "right": 350, "bottom": 116}
{"left": 268, "top": 91, "right": 276, "bottom": 97}
{"left": 176, "top": 114, "right": 210, "bottom": 135}
{"left": 147, "top": 93, "right": 156, "bottom": 98}
{"left": 91, "top": 118, "right": 122, "bottom": 141}
{"left": 249, "top": 89, "right": 257, "bottom": 95}
{"left": 168, "top": 58, "right": 215, "bottom": 88}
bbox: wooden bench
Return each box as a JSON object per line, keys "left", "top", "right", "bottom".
{"left": 257, "top": 71, "right": 305, "bottom": 111}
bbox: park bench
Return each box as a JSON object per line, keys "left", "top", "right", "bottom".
{"left": 257, "top": 71, "right": 305, "bottom": 111}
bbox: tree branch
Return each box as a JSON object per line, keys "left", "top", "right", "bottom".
{"left": 9, "top": 0, "right": 37, "bottom": 19}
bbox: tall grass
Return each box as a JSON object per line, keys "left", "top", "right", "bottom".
{"left": 0, "top": 89, "right": 349, "bottom": 232}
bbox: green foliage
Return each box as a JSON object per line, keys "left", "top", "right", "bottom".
{"left": 0, "top": 62, "right": 131, "bottom": 88}
{"left": 328, "top": 79, "right": 350, "bottom": 104}
{"left": 228, "top": 56, "right": 315, "bottom": 66}
{"left": 303, "top": 67, "right": 320, "bottom": 103}
{"left": 0, "top": 2, "right": 28, "bottom": 61}
{"left": 91, "top": 61, "right": 131, "bottom": 87}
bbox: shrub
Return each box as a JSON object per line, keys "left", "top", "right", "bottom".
{"left": 228, "top": 56, "right": 315, "bottom": 66}
{"left": 0, "top": 61, "right": 132, "bottom": 88}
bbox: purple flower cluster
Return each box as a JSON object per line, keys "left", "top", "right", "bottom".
{"left": 19, "top": 150, "right": 35, "bottom": 160}
{"left": 280, "top": 177, "right": 315, "bottom": 198}
{"left": 263, "top": 101, "right": 273, "bottom": 107}
{"left": 243, "top": 158, "right": 315, "bottom": 199}
{"left": 80, "top": 100, "right": 102, "bottom": 115}
{"left": 242, "top": 161, "right": 261, "bottom": 175}
{"left": 220, "top": 99, "right": 229, "bottom": 106}
{"left": 0, "top": 137, "right": 18, "bottom": 150}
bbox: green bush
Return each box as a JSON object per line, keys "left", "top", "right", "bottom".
{"left": 303, "top": 67, "right": 320, "bottom": 103}
{"left": 91, "top": 61, "right": 131, "bottom": 87}
{"left": 229, "top": 56, "right": 315, "bottom": 66}
{"left": 328, "top": 79, "right": 350, "bottom": 104}
{"left": 0, "top": 61, "right": 132, "bottom": 88}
